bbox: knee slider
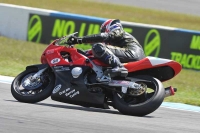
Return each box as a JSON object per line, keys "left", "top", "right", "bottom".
{"left": 92, "top": 43, "right": 106, "bottom": 57}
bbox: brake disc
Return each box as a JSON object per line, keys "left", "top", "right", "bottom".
{"left": 21, "top": 73, "right": 43, "bottom": 90}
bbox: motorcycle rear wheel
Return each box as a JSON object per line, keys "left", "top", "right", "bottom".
{"left": 113, "top": 75, "right": 165, "bottom": 116}
{"left": 11, "top": 68, "right": 55, "bottom": 103}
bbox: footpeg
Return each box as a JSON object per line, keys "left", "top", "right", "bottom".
{"left": 104, "top": 69, "right": 128, "bottom": 77}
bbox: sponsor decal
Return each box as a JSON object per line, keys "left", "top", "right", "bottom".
{"left": 49, "top": 19, "right": 102, "bottom": 44}
{"left": 170, "top": 35, "right": 200, "bottom": 70}
{"left": 190, "top": 35, "right": 200, "bottom": 50}
{"left": 70, "top": 91, "right": 79, "bottom": 98}
{"left": 51, "top": 58, "right": 61, "bottom": 64}
{"left": 28, "top": 15, "right": 42, "bottom": 43}
{"left": 171, "top": 52, "right": 200, "bottom": 70}
{"left": 46, "top": 49, "right": 54, "bottom": 54}
{"left": 65, "top": 89, "right": 75, "bottom": 97}
{"left": 65, "top": 89, "right": 80, "bottom": 98}
{"left": 53, "top": 84, "right": 61, "bottom": 94}
{"left": 54, "top": 66, "right": 70, "bottom": 71}
{"left": 144, "top": 29, "right": 161, "bottom": 57}
{"left": 59, "top": 88, "right": 71, "bottom": 95}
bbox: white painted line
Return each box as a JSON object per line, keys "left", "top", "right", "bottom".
{"left": 0, "top": 75, "right": 14, "bottom": 84}
{"left": 161, "top": 106, "right": 200, "bottom": 113}
{"left": 161, "top": 102, "right": 200, "bottom": 113}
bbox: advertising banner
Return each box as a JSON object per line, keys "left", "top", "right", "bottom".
{"left": 27, "top": 14, "right": 200, "bottom": 70}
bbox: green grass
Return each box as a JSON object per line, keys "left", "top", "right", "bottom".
{"left": 1, "top": 0, "right": 200, "bottom": 106}
{"left": 0, "top": 37, "right": 46, "bottom": 76}
{"left": 163, "top": 70, "right": 200, "bottom": 106}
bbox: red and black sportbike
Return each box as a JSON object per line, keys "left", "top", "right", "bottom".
{"left": 11, "top": 33, "right": 182, "bottom": 116}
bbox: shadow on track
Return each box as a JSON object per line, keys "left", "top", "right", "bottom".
{"left": 5, "top": 99, "right": 155, "bottom": 118}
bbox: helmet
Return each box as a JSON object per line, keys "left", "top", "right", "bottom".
{"left": 100, "top": 19, "right": 123, "bottom": 33}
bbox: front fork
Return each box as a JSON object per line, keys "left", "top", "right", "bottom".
{"left": 23, "top": 66, "right": 48, "bottom": 87}
{"left": 32, "top": 67, "right": 48, "bottom": 79}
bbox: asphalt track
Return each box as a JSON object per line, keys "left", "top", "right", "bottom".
{"left": 1, "top": 80, "right": 200, "bottom": 133}
{"left": 94, "top": 0, "right": 200, "bottom": 17}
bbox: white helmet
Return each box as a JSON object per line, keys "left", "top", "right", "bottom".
{"left": 100, "top": 19, "right": 123, "bottom": 33}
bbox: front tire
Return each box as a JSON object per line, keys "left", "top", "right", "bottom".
{"left": 11, "top": 68, "right": 55, "bottom": 103}
{"left": 113, "top": 75, "right": 165, "bottom": 116}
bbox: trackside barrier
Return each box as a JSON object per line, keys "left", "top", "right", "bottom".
{"left": 0, "top": 3, "right": 200, "bottom": 70}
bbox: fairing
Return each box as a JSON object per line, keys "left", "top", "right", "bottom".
{"left": 51, "top": 66, "right": 108, "bottom": 108}
{"left": 124, "top": 56, "right": 182, "bottom": 82}
{"left": 41, "top": 41, "right": 90, "bottom": 67}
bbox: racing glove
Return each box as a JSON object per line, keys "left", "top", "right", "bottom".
{"left": 67, "top": 36, "right": 83, "bottom": 44}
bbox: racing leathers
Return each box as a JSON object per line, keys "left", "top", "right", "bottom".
{"left": 68, "top": 29, "right": 146, "bottom": 77}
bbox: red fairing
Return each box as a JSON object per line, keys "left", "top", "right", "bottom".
{"left": 85, "top": 49, "right": 93, "bottom": 55}
{"left": 40, "top": 41, "right": 90, "bottom": 67}
{"left": 124, "top": 57, "right": 182, "bottom": 77}
{"left": 124, "top": 58, "right": 152, "bottom": 72}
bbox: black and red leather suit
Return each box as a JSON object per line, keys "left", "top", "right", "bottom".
{"left": 76, "top": 29, "right": 145, "bottom": 65}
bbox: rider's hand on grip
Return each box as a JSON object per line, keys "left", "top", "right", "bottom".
{"left": 67, "top": 36, "right": 83, "bottom": 44}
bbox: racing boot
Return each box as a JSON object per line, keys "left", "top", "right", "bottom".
{"left": 92, "top": 43, "right": 128, "bottom": 77}
{"left": 104, "top": 54, "right": 128, "bottom": 77}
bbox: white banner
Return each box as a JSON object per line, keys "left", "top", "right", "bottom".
{"left": 0, "top": 3, "right": 51, "bottom": 40}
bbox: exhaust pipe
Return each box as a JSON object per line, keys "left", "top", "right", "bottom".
{"left": 164, "top": 86, "right": 177, "bottom": 97}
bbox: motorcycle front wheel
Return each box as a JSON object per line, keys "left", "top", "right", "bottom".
{"left": 113, "top": 75, "right": 165, "bottom": 116}
{"left": 11, "top": 67, "right": 55, "bottom": 103}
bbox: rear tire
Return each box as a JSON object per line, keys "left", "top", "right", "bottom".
{"left": 11, "top": 68, "right": 55, "bottom": 103}
{"left": 113, "top": 75, "right": 165, "bottom": 116}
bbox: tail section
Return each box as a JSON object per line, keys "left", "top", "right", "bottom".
{"left": 124, "top": 56, "right": 182, "bottom": 81}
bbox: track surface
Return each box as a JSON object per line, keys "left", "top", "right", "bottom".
{"left": 94, "top": 0, "right": 200, "bottom": 16}
{"left": 1, "top": 82, "right": 200, "bottom": 133}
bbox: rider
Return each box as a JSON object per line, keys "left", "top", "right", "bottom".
{"left": 67, "top": 19, "right": 146, "bottom": 77}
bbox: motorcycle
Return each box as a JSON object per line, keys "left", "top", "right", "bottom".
{"left": 11, "top": 32, "right": 182, "bottom": 116}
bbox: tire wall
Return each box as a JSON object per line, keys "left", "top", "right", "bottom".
{"left": 0, "top": 3, "right": 200, "bottom": 70}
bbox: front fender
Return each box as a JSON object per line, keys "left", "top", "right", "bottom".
{"left": 26, "top": 64, "right": 49, "bottom": 71}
